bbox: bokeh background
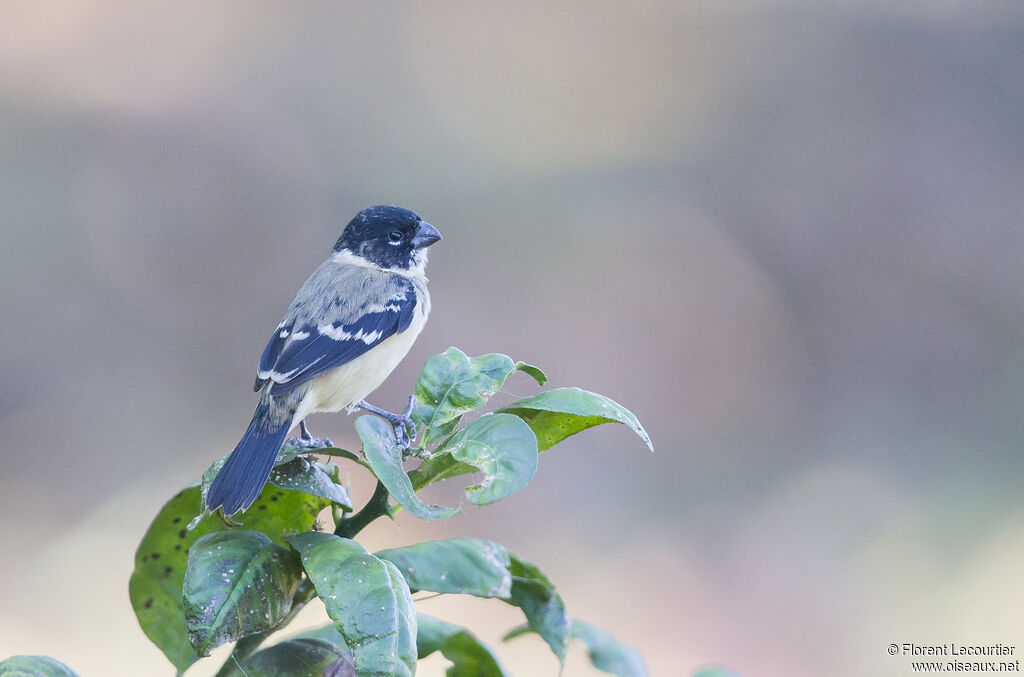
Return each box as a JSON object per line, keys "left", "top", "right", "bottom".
{"left": 2, "top": 2, "right": 1023, "bottom": 676}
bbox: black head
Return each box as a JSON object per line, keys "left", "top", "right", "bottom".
{"left": 334, "top": 205, "right": 441, "bottom": 270}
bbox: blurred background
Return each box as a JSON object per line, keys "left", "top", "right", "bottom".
{"left": 2, "top": 2, "right": 1023, "bottom": 675}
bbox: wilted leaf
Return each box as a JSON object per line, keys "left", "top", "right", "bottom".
{"left": 287, "top": 532, "right": 417, "bottom": 677}
{"left": 129, "top": 485, "right": 325, "bottom": 672}
{"left": 417, "top": 614, "right": 511, "bottom": 677}
{"left": 183, "top": 530, "right": 302, "bottom": 656}
{"left": 0, "top": 655, "right": 79, "bottom": 677}
{"left": 440, "top": 414, "right": 538, "bottom": 505}
{"left": 377, "top": 538, "right": 512, "bottom": 598}
{"left": 497, "top": 387, "right": 653, "bottom": 451}
{"left": 357, "top": 415, "right": 458, "bottom": 521}
{"left": 571, "top": 619, "right": 649, "bottom": 677}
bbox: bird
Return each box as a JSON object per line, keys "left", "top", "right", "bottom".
{"left": 206, "top": 205, "right": 441, "bottom": 516}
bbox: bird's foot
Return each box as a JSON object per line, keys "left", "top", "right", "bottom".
{"left": 356, "top": 396, "right": 418, "bottom": 448}
{"left": 286, "top": 420, "right": 335, "bottom": 449}
{"left": 285, "top": 435, "right": 335, "bottom": 450}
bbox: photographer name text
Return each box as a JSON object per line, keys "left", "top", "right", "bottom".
{"left": 901, "top": 644, "right": 1015, "bottom": 657}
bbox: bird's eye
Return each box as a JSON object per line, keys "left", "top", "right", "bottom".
{"left": 387, "top": 230, "right": 403, "bottom": 245}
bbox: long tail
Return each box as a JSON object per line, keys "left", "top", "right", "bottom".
{"left": 207, "top": 397, "right": 294, "bottom": 515}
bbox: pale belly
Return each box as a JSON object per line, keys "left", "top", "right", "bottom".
{"left": 289, "top": 302, "right": 427, "bottom": 426}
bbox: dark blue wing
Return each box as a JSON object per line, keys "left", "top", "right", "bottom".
{"left": 255, "top": 278, "right": 417, "bottom": 395}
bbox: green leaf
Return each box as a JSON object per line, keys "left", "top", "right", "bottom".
{"left": 267, "top": 457, "right": 352, "bottom": 510}
{"left": 692, "top": 668, "right": 743, "bottom": 677}
{"left": 497, "top": 387, "right": 653, "bottom": 452}
{"left": 570, "top": 619, "right": 649, "bottom": 677}
{"left": 0, "top": 655, "right": 80, "bottom": 677}
{"left": 182, "top": 530, "right": 302, "bottom": 656}
{"left": 441, "top": 413, "right": 538, "bottom": 505}
{"left": 514, "top": 361, "right": 547, "bottom": 385}
{"left": 377, "top": 538, "right": 512, "bottom": 598}
{"left": 412, "top": 348, "right": 518, "bottom": 445}
{"left": 217, "top": 638, "right": 353, "bottom": 677}
{"left": 407, "top": 455, "right": 476, "bottom": 493}
{"left": 357, "top": 415, "right": 459, "bottom": 521}
{"left": 129, "top": 485, "right": 325, "bottom": 673}
{"left": 286, "top": 532, "right": 417, "bottom": 677}
{"left": 417, "top": 614, "right": 511, "bottom": 677}
{"left": 503, "top": 555, "right": 570, "bottom": 665}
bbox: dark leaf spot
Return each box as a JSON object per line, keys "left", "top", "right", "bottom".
{"left": 143, "top": 598, "right": 154, "bottom": 609}
{"left": 151, "top": 552, "right": 161, "bottom": 559}
{"left": 178, "top": 529, "right": 187, "bottom": 539}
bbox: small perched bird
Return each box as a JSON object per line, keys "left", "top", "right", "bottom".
{"left": 206, "top": 205, "right": 441, "bottom": 516}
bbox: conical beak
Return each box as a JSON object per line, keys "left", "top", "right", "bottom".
{"left": 411, "top": 220, "right": 442, "bottom": 248}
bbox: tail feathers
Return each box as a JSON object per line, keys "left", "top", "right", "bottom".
{"left": 207, "top": 401, "right": 292, "bottom": 515}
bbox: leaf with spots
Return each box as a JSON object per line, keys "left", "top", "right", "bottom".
{"left": 183, "top": 530, "right": 302, "bottom": 656}
{"left": 200, "top": 443, "right": 349, "bottom": 508}
{"left": 377, "top": 538, "right": 512, "bottom": 598}
{"left": 496, "top": 387, "right": 653, "bottom": 452}
{"left": 411, "top": 348, "right": 519, "bottom": 445}
{"left": 129, "top": 484, "right": 326, "bottom": 673}
{"left": 417, "top": 614, "right": 512, "bottom": 677}
{"left": 0, "top": 655, "right": 80, "bottom": 677}
{"left": 286, "top": 532, "right": 417, "bottom": 677}
{"left": 357, "top": 415, "right": 458, "bottom": 521}
{"left": 267, "top": 457, "right": 352, "bottom": 510}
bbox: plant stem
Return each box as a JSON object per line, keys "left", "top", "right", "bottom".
{"left": 334, "top": 480, "right": 391, "bottom": 538}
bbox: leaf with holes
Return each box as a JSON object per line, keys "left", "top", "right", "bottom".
{"left": 439, "top": 413, "right": 538, "bottom": 505}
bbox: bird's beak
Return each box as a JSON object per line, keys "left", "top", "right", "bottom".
{"left": 411, "top": 221, "right": 442, "bottom": 248}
